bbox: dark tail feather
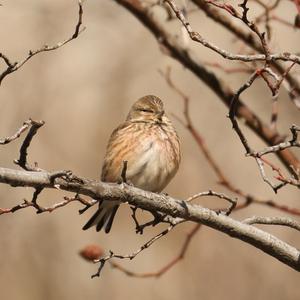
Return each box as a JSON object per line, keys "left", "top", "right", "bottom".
{"left": 82, "top": 207, "right": 103, "bottom": 231}
{"left": 95, "top": 213, "right": 108, "bottom": 232}
{"left": 104, "top": 205, "right": 119, "bottom": 233}
{"left": 82, "top": 201, "right": 119, "bottom": 233}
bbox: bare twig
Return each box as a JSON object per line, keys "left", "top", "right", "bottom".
{"left": 227, "top": 70, "right": 300, "bottom": 191}
{"left": 116, "top": 0, "right": 300, "bottom": 176}
{"left": 0, "top": 53, "right": 15, "bottom": 68}
{"left": 253, "top": 125, "right": 300, "bottom": 157}
{"left": 276, "top": 175, "right": 300, "bottom": 188}
{"left": 254, "top": 157, "right": 286, "bottom": 192}
{"left": 13, "top": 120, "right": 45, "bottom": 171}
{"left": 92, "top": 224, "right": 176, "bottom": 278}
{"left": 161, "top": 68, "right": 300, "bottom": 214}
{"left": 245, "top": 125, "right": 300, "bottom": 191}
{"left": 0, "top": 0, "right": 85, "bottom": 85}
{"left": 130, "top": 206, "right": 171, "bottom": 234}
{"left": 191, "top": 0, "right": 300, "bottom": 108}
{"left": 163, "top": 0, "right": 300, "bottom": 64}
{"left": 186, "top": 190, "right": 237, "bottom": 216}
{"left": 1, "top": 166, "right": 300, "bottom": 273}
{"left": 0, "top": 119, "right": 34, "bottom": 145}
{"left": 243, "top": 216, "right": 300, "bottom": 232}
{"left": 0, "top": 193, "right": 95, "bottom": 215}
{"left": 206, "top": 0, "right": 270, "bottom": 58}
{"left": 110, "top": 224, "right": 202, "bottom": 278}
{"left": 228, "top": 70, "right": 260, "bottom": 154}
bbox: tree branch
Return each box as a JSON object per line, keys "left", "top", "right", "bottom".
{"left": 192, "top": 0, "right": 300, "bottom": 108}
{"left": 13, "top": 120, "right": 45, "bottom": 171}
{"left": 114, "top": 0, "right": 300, "bottom": 177}
{"left": 0, "top": 0, "right": 85, "bottom": 85}
{"left": 93, "top": 222, "right": 177, "bottom": 278}
{"left": 110, "top": 224, "right": 202, "bottom": 278}
{"left": 243, "top": 216, "right": 300, "bottom": 232}
{"left": 0, "top": 119, "right": 35, "bottom": 145}
{"left": 162, "top": 67, "right": 300, "bottom": 213}
{"left": 0, "top": 166, "right": 300, "bottom": 272}
{"left": 164, "top": 0, "right": 299, "bottom": 64}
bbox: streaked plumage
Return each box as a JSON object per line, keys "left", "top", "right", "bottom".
{"left": 83, "top": 95, "right": 181, "bottom": 233}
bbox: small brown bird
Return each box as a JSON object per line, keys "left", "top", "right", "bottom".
{"left": 83, "top": 95, "right": 181, "bottom": 233}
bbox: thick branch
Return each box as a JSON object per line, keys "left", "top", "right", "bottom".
{"left": 0, "top": 166, "right": 299, "bottom": 272}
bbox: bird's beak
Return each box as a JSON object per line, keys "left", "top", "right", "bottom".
{"left": 157, "top": 110, "right": 164, "bottom": 120}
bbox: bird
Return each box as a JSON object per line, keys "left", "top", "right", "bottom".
{"left": 82, "top": 95, "right": 181, "bottom": 233}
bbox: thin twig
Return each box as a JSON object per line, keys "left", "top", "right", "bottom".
{"left": 110, "top": 224, "right": 202, "bottom": 278}
{"left": 186, "top": 190, "right": 237, "bottom": 216}
{"left": 116, "top": 0, "right": 300, "bottom": 176}
{"left": 163, "top": 0, "right": 300, "bottom": 64}
{"left": 0, "top": 119, "right": 34, "bottom": 145}
{"left": 0, "top": 193, "right": 95, "bottom": 215}
{"left": 13, "top": 120, "right": 45, "bottom": 171}
{"left": 243, "top": 216, "right": 300, "bottom": 232}
{"left": 191, "top": 0, "right": 300, "bottom": 109}
{"left": 92, "top": 224, "right": 176, "bottom": 278}
{"left": 130, "top": 206, "right": 172, "bottom": 234}
{"left": 252, "top": 125, "right": 300, "bottom": 157}
{"left": 0, "top": 1, "right": 85, "bottom": 85}
{"left": 228, "top": 70, "right": 260, "bottom": 154}
{"left": 254, "top": 157, "right": 286, "bottom": 192}
{"left": 161, "top": 67, "right": 300, "bottom": 214}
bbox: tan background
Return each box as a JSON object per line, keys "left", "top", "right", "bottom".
{"left": 0, "top": 0, "right": 300, "bottom": 299}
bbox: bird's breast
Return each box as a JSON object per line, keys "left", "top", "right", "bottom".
{"left": 125, "top": 125, "right": 180, "bottom": 192}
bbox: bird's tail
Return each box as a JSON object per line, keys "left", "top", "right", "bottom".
{"left": 82, "top": 200, "right": 119, "bottom": 233}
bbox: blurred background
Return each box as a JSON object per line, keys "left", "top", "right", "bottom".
{"left": 0, "top": 0, "right": 300, "bottom": 299}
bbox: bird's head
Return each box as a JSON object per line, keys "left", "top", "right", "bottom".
{"left": 127, "top": 95, "right": 165, "bottom": 123}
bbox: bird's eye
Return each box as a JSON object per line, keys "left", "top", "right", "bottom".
{"left": 140, "top": 108, "right": 154, "bottom": 113}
